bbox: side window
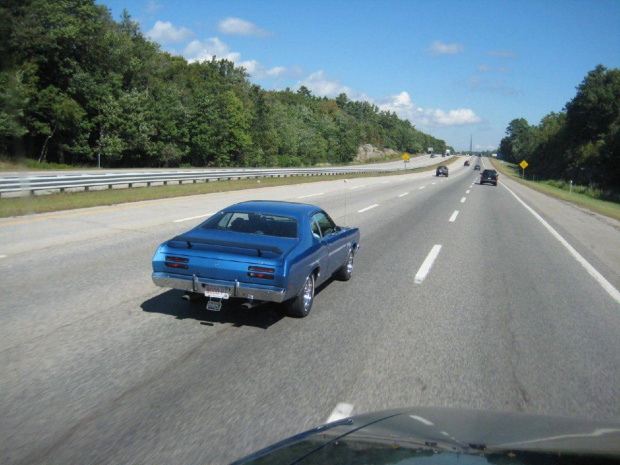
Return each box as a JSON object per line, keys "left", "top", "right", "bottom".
{"left": 312, "top": 211, "right": 335, "bottom": 237}
{"left": 311, "top": 218, "right": 321, "bottom": 238}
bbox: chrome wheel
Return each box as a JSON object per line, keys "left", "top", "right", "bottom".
{"left": 302, "top": 274, "right": 315, "bottom": 312}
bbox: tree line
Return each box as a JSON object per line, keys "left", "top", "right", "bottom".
{"left": 0, "top": 0, "right": 450, "bottom": 168}
{"left": 499, "top": 65, "right": 619, "bottom": 189}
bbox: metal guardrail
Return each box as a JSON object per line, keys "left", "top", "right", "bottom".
{"left": 0, "top": 166, "right": 394, "bottom": 197}
{"left": 0, "top": 155, "right": 449, "bottom": 197}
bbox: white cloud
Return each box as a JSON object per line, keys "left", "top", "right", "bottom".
{"left": 377, "top": 91, "right": 481, "bottom": 127}
{"left": 489, "top": 50, "right": 517, "bottom": 58}
{"left": 432, "top": 108, "right": 482, "bottom": 126}
{"left": 147, "top": 21, "right": 193, "bottom": 44}
{"left": 426, "top": 41, "right": 465, "bottom": 55}
{"left": 183, "top": 38, "right": 240, "bottom": 63}
{"left": 266, "top": 66, "right": 288, "bottom": 78}
{"left": 477, "top": 64, "right": 509, "bottom": 73}
{"left": 289, "top": 65, "right": 304, "bottom": 77}
{"left": 468, "top": 76, "right": 521, "bottom": 96}
{"left": 146, "top": 0, "right": 162, "bottom": 14}
{"left": 218, "top": 17, "right": 273, "bottom": 36}
{"left": 239, "top": 59, "right": 261, "bottom": 75}
{"left": 297, "top": 71, "right": 355, "bottom": 98}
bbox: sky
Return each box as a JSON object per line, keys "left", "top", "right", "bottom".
{"left": 97, "top": 0, "right": 620, "bottom": 152}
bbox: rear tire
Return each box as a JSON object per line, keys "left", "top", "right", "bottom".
{"left": 336, "top": 249, "right": 354, "bottom": 281}
{"left": 285, "top": 273, "right": 315, "bottom": 318}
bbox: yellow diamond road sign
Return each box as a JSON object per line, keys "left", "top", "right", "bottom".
{"left": 402, "top": 153, "right": 410, "bottom": 161}
{"left": 520, "top": 160, "right": 528, "bottom": 169}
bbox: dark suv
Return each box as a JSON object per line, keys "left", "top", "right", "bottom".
{"left": 436, "top": 166, "right": 449, "bottom": 177}
{"left": 480, "top": 169, "right": 498, "bottom": 186}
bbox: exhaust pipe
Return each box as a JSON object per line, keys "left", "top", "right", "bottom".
{"left": 241, "top": 301, "right": 264, "bottom": 310}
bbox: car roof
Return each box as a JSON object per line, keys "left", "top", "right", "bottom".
{"left": 222, "top": 200, "right": 320, "bottom": 219}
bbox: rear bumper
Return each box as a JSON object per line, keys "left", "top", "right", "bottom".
{"left": 152, "top": 272, "right": 288, "bottom": 303}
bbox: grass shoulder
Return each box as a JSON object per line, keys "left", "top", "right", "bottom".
{"left": 489, "top": 158, "right": 620, "bottom": 221}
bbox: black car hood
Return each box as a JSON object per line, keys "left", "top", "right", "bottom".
{"left": 233, "top": 407, "right": 620, "bottom": 464}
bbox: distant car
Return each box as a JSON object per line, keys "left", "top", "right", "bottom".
{"left": 152, "top": 201, "right": 360, "bottom": 318}
{"left": 430, "top": 154, "right": 435, "bottom": 158}
{"left": 474, "top": 164, "right": 481, "bottom": 170}
{"left": 436, "top": 166, "right": 449, "bottom": 177}
{"left": 480, "top": 169, "right": 498, "bottom": 186}
{"left": 464, "top": 160, "right": 470, "bottom": 166}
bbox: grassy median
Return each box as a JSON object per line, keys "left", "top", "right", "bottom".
{"left": 0, "top": 158, "right": 456, "bottom": 218}
{"left": 489, "top": 158, "right": 620, "bottom": 221}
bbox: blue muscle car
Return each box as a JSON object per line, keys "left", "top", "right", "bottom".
{"left": 152, "top": 200, "right": 360, "bottom": 317}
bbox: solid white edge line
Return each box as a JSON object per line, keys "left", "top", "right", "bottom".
{"left": 296, "top": 192, "right": 324, "bottom": 199}
{"left": 174, "top": 213, "right": 214, "bottom": 223}
{"left": 449, "top": 211, "right": 459, "bottom": 222}
{"left": 357, "top": 204, "right": 379, "bottom": 213}
{"left": 398, "top": 192, "right": 409, "bottom": 197}
{"left": 460, "top": 197, "right": 466, "bottom": 203}
{"left": 414, "top": 245, "right": 442, "bottom": 284}
{"left": 327, "top": 403, "right": 354, "bottom": 423}
{"left": 501, "top": 181, "right": 620, "bottom": 304}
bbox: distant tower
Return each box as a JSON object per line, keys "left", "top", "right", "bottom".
{"left": 470, "top": 134, "right": 473, "bottom": 154}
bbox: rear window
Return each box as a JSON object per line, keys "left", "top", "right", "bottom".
{"left": 200, "top": 211, "right": 298, "bottom": 238}
{"left": 483, "top": 170, "right": 497, "bottom": 176}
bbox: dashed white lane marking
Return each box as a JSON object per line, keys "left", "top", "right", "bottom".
{"left": 449, "top": 211, "right": 459, "bottom": 222}
{"left": 419, "top": 186, "right": 426, "bottom": 190}
{"left": 466, "top": 190, "right": 470, "bottom": 194}
{"left": 501, "top": 182, "right": 620, "bottom": 304}
{"left": 296, "top": 192, "right": 324, "bottom": 199}
{"left": 398, "top": 192, "right": 409, "bottom": 197}
{"left": 358, "top": 204, "right": 379, "bottom": 213}
{"left": 350, "top": 185, "right": 365, "bottom": 190}
{"left": 327, "top": 403, "right": 354, "bottom": 423}
{"left": 414, "top": 245, "right": 442, "bottom": 284}
{"left": 432, "top": 182, "right": 437, "bottom": 185}
{"left": 0, "top": 254, "right": 6, "bottom": 259}
{"left": 174, "top": 213, "right": 214, "bottom": 223}
{"left": 410, "top": 415, "right": 434, "bottom": 425}
{"left": 460, "top": 197, "right": 466, "bottom": 203}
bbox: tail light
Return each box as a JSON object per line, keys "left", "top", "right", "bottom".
{"left": 248, "top": 266, "right": 275, "bottom": 280}
{"left": 165, "top": 256, "right": 189, "bottom": 269}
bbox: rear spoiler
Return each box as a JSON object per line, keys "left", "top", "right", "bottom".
{"left": 169, "top": 235, "right": 283, "bottom": 257}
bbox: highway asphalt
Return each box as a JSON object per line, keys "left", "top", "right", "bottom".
{"left": 1, "top": 156, "right": 619, "bottom": 464}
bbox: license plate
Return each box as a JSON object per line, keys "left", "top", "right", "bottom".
{"left": 204, "top": 286, "right": 229, "bottom": 299}
{"left": 206, "top": 300, "right": 222, "bottom": 311}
